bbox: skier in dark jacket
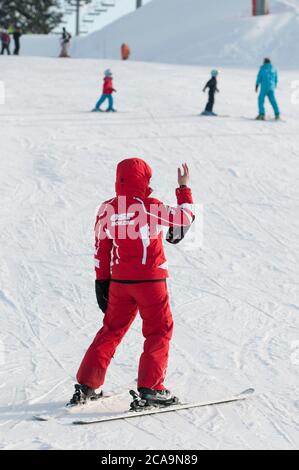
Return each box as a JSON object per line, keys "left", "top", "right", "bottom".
{"left": 12, "top": 27, "right": 22, "bottom": 55}
{"left": 201, "top": 70, "right": 219, "bottom": 116}
{"left": 59, "top": 27, "right": 72, "bottom": 58}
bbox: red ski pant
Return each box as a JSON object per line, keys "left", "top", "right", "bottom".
{"left": 77, "top": 281, "right": 174, "bottom": 390}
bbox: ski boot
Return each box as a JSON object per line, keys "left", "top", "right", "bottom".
{"left": 256, "top": 114, "right": 265, "bottom": 121}
{"left": 201, "top": 111, "right": 217, "bottom": 117}
{"left": 130, "top": 388, "right": 179, "bottom": 411}
{"left": 106, "top": 108, "right": 117, "bottom": 113}
{"left": 275, "top": 114, "right": 280, "bottom": 120}
{"left": 91, "top": 108, "right": 103, "bottom": 113}
{"left": 67, "top": 384, "right": 103, "bottom": 406}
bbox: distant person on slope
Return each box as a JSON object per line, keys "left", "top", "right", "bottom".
{"left": 68, "top": 159, "right": 195, "bottom": 408}
{"left": 12, "top": 26, "right": 22, "bottom": 55}
{"left": 121, "top": 43, "right": 130, "bottom": 60}
{"left": 59, "top": 27, "right": 72, "bottom": 58}
{"left": 255, "top": 58, "right": 280, "bottom": 121}
{"left": 201, "top": 70, "right": 220, "bottom": 116}
{"left": 92, "top": 69, "right": 117, "bottom": 112}
{"left": 1, "top": 31, "right": 11, "bottom": 55}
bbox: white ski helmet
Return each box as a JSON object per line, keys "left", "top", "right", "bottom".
{"left": 211, "top": 69, "right": 219, "bottom": 77}
{"left": 104, "top": 68, "right": 113, "bottom": 77}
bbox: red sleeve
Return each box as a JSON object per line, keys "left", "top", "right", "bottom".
{"left": 147, "top": 187, "right": 194, "bottom": 228}
{"left": 94, "top": 203, "right": 113, "bottom": 280}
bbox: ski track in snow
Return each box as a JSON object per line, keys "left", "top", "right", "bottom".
{"left": 0, "top": 57, "right": 298, "bottom": 449}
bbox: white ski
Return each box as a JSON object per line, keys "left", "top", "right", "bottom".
{"left": 72, "top": 388, "right": 255, "bottom": 426}
{"left": 200, "top": 113, "right": 230, "bottom": 118}
{"left": 32, "top": 390, "right": 127, "bottom": 422}
{"left": 240, "top": 116, "right": 286, "bottom": 123}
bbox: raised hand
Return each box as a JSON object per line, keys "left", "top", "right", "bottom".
{"left": 178, "top": 163, "right": 190, "bottom": 187}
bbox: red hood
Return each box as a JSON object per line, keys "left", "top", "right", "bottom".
{"left": 115, "top": 158, "right": 152, "bottom": 198}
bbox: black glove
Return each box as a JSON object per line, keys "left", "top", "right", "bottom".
{"left": 95, "top": 280, "right": 110, "bottom": 314}
{"left": 166, "top": 215, "right": 195, "bottom": 245}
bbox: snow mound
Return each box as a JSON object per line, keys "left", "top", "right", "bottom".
{"left": 70, "top": 0, "right": 299, "bottom": 67}
{"left": 20, "top": 0, "right": 299, "bottom": 68}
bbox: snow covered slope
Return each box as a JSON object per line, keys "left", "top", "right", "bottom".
{"left": 71, "top": 0, "right": 299, "bottom": 67}
{"left": 21, "top": 0, "right": 299, "bottom": 68}
{"left": 0, "top": 56, "right": 299, "bottom": 449}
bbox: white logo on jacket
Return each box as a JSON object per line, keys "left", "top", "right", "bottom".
{"left": 111, "top": 213, "right": 135, "bottom": 226}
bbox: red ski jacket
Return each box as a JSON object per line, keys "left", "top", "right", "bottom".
{"left": 94, "top": 158, "right": 194, "bottom": 281}
{"left": 102, "top": 77, "right": 114, "bottom": 95}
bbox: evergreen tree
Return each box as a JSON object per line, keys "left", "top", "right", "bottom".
{"left": 0, "top": 0, "right": 63, "bottom": 33}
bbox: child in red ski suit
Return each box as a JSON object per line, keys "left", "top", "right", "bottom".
{"left": 70, "top": 158, "right": 194, "bottom": 406}
{"left": 92, "top": 68, "right": 116, "bottom": 113}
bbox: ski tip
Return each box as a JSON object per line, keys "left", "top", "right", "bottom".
{"left": 33, "top": 415, "right": 50, "bottom": 422}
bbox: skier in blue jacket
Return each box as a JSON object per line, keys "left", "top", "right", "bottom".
{"left": 255, "top": 58, "right": 280, "bottom": 120}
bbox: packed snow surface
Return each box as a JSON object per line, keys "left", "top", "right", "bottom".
{"left": 0, "top": 56, "right": 299, "bottom": 449}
